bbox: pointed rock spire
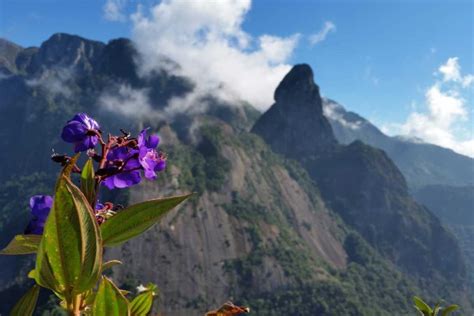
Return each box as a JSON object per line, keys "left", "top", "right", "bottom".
{"left": 252, "top": 64, "right": 336, "bottom": 158}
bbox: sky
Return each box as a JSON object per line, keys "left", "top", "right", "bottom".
{"left": 0, "top": 0, "right": 473, "bottom": 156}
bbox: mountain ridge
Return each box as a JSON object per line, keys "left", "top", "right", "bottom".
{"left": 0, "top": 34, "right": 472, "bottom": 315}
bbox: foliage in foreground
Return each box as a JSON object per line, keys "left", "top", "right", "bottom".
{"left": 413, "top": 296, "right": 459, "bottom": 316}
{"left": 0, "top": 113, "right": 190, "bottom": 315}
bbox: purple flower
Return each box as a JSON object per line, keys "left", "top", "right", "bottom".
{"left": 102, "top": 147, "right": 142, "bottom": 189}
{"left": 25, "top": 195, "right": 53, "bottom": 235}
{"left": 61, "top": 113, "right": 100, "bottom": 153}
{"left": 100, "top": 128, "right": 166, "bottom": 190}
{"left": 95, "top": 202, "right": 104, "bottom": 212}
{"left": 137, "top": 129, "right": 166, "bottom": 180}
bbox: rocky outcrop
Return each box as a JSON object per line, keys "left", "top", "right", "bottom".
{"left": 106, "top": 121, "right": 347, "bottom": 314}
{"left": 26, "top": 33, "right": 105, "bottom": 75}
{"left": 0, "top": 38, "right": 23, "bottom": 75}
{"left": 252, "top": 64, "right": 336, "bottom": 158}
{"left": 252, "top": 64, "right": 470, "bottom": 306}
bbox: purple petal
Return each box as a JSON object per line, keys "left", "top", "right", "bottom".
{"left": 146, "top": 134, "right": 160, "bottom": 149}
{"left": 107, "top": 147, "right": 137, "bottom": 161}
{"left": 137, "top": 129, "right": 147, "bottom": 147}
{"left": 154, "top": 160, "right": 166, "bottom": 172}
{"left": 95, "top": 202, "right": 104, "bottom": 211}
{"left": 73, "top": 136, "right": 98, "bottom": 153}
{"left": 102, "top": 177, "right": 116, "bottom": 190}
{"left": 30, "top": 195, "right": 53, "bottom": 219}
{"left": 72, "top": 113, "right": 100, "bottom": 130}
{"left": 103, "top": 171, "right": 141, "bottom": 189}
{"left": 25, "top": 219, "right": 45, "bottom": 235}
{"left": 138, "top": 128, "right": 159, "bottom": 149}
{"left": 143, "top": 168, "right": 157, "bottom": 180}
{"left": 61, "top": 121, "right": 87, "bottom": 142}
{"left": 124, "top": 157, "right": 141, "bottom": 170}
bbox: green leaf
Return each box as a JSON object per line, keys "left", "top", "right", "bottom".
{"left": 441, "top": 305, "right": 459, "bottom": 316}
{"left": 101, "top": 194, "right": 192, "bottom": 247}
{"left": 92, "top": 276, "right": 130, "bottom": 316}
{"left": 130, "top": 290, "right": 154, "bottom": 316}
{"left": 413, "top": 296, "right": 433, "bottom": 315}
{"left": 0, "top": 234, "right": 42, "bottom": 255}
{"left": 34, "top": 175, "right": 102, "bottom": 297}
{"left": 62, "top": 153, "right": 80, "bottom": 179}
{"left": 81, "top": 159, "right": 97, "bottom": 206}
{"left": 102, "top": 260, "right": 123, "bottom": 272}
{"left": 10, "top": 285, "right": 40, "bottom": 316}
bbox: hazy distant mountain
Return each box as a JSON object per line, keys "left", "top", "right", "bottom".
{"left": 322, "top": 97, "right": 474, "bottom": 290}
{"left": 0, "top": 34, "right": 472, "bottom": 315}
{"left": 413, "top": 184, "right": 474, "bottom": 287}
{"left": 323, "top": 98, "right": 474, "bottom": 189}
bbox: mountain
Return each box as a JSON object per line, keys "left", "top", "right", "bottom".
{"left": 322, "top": 97, "right": 474, "bottom": 291}
{"left": 0, "top": 34, "right": 472, "bottom": 315}
{"left": 252, "top": 64, "right": 471, "bottom": 308}
{"left": 0, "top": 38, "right": 23, "bottom": 75}
{"left": 413, "top": 184, "right": 474, "bottom": 287}
{"left": 322, "top": 98, "right": 474, "bottom": 189}
{"left": 251, "top": 65, "right": 336, "bottom": 157}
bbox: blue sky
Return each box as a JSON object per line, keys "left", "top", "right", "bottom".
{"left": 1, "top": 0, "right": 473, "bottom": 156}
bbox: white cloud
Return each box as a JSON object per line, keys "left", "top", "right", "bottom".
{"left": 439, "top": 57, "right": 461, "bottom": 82}
{"left": 130, "top": 0, "right": 300, "bottom": 112}
{"left": 103, "top": 0, "right": 127, "bottom": 22}
{"left": 462, "top": 74, "right": 474, "bottom": 88}
{"left": 389, "top": 57, "right": 473, "bottom": 157}
{"left": 323, "top": 100, "right": 363, "bottom": 130}
{"left": 438, "top": 57, "right": 474, "bottom": 88}
{"left": 99, "top": 84, "right": 157, "bottom": 119}
{"left": 26, "top": 68, "right": 74, "bottom": 98}
{"left": 309, "top": 21, "right": 336, "bottom": 46}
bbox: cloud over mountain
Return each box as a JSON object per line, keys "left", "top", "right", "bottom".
{"left": 389, "top": 58, "right": 473, "bottom": 157}
{"left": 130, "top": 0, "right": 300, "bottom": 111}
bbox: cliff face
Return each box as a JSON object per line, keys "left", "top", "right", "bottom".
{"left": 106, "top": 121, "right": 347, "bottom": 314}
{"left": 252, "top": 64, "right": 336, "bottom": 158}
{"left": 0, "top": 35, "right": 471, "bottom": 315}
{"left": 252, "top": 64, "right": 470, "bottom": 307}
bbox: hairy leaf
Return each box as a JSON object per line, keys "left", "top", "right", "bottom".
{"left": 0, "top": 235, "right": 42, "bottom": 255}
{"left": 102, "top": 260, "right": 123, "bottom": 272}
{"left": 81, "top": 159, "right": 96, "bottom": 206}
{"left": 441, "top": 305, "right": 459, "bottom": 316}
{"left": 130, "top": 291, "right": 154, "bottom": 316}
{"left": 10, "top": 285, "right": 40, "bottom": 316}
{"left": 92, "top": 276, "right": 130, "bottom": 316}
{"left": 35, "top": 175, "right": 102, "bottom": 297}
{"left": 101, "top": 194, "right": 191, "bottom": 247}
{"left": 413, "top": 296, "right": 432, "bottom": 315}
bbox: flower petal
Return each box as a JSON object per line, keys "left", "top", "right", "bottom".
{"left": 61, "top": 121, "right": 87, "bottom": 142}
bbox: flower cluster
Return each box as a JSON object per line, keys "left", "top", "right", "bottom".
{"left": 25, "top": 113, "right": 166, "bottom": 234}
{"left": 60, "top": 113, "right": 166, "bottom": 189}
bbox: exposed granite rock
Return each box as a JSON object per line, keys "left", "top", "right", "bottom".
{"left": 252, "top": 64, "right": 336, "bottom": 158}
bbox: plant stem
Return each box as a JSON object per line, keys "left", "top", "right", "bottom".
{"left": 67, "top": 295, "right": 82, "bottom": 316}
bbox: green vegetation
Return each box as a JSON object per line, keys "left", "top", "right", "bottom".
{"left": 413, "top": 296, "right": 459, "bottom": 316}
{"left": 166, "top": 125, "right": 231, "bottom": 195}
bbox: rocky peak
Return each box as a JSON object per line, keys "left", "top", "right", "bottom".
{"left": 27, "top": 33, "right": 105, "bottom": 74}
{"left": 274, "top": 63, "right": 321, "bottom": 105}
{"left": 95, "top": 38, "right": 139, "bottom": 82}
{"left": 0, "top": 38, "right": 23, "bottom": 75}
{"left": 252, "top": 64, "right": 336, "bottom": 158}
{"left": 252, "top": 64, "right": 469, "bottom": 303}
